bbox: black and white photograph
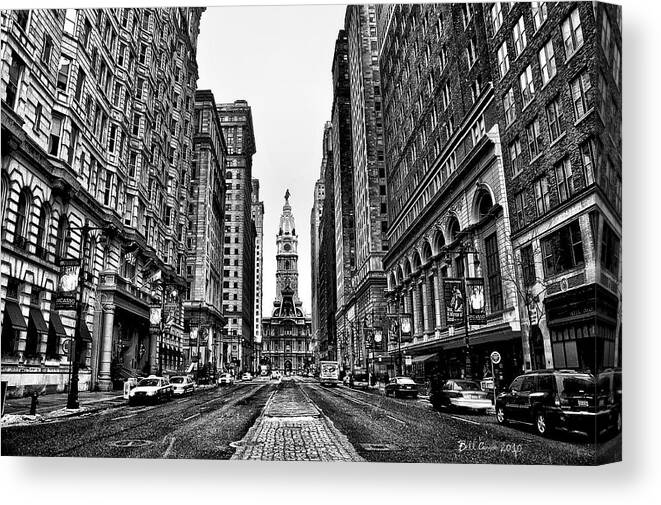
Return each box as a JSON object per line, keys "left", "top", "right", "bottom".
{"left": 0, "top": 0, "right": 628, "bottom": 475}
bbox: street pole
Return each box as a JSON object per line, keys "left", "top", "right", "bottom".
{"left": 462, "top": 248, "right": 472, "bottom": 381}
{"left": 66, "top": 221, "right": 89, "bottom": 409}
{"left": 159, "top": 280, "right": 165, "bottom": 376}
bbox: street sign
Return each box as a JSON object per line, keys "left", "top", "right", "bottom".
{"left": 404, "top": 355, "right": 412, "bottom": 366}
{"left": 490, "top": 351, "right": 501, "bottom": 365}
{"left": 62, "top": 338, "right": 72, "bottom": 355}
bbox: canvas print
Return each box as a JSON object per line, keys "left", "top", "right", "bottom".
{"left": 0, "top": 2, "right": 622, "bottom": 465}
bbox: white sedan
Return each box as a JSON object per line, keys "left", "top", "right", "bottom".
{"left": 128, "top": 376, "right": 173, "bottom": 405}
{"left": 170, "top": 375, "right": 196, "bottom": 396}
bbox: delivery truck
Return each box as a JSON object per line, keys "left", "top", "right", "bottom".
{"left": 319, "top": 361, "right": 340, "bottom": 387}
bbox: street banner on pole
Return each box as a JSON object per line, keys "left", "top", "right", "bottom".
{"left": 400, "top": 314, "right": 413, "bottom": 342}
{"left": 149, "top": 306, "right": 162, "bottom": 332}
{"left": 466, "top": 277, "right": 487, "bottom": 325}
{"left": 55, "top": 258, "right": 81, "bottom": 310}
{"left": 443, "top": 278, "right": 465, "bottom": 325}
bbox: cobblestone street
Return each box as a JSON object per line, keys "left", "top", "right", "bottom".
{"left": 231, "top": 379, "right": 363, "bottom": 462}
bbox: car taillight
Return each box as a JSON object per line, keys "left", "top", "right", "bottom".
{"left": 556, "top": 394, "right": 570, "bottom": 409}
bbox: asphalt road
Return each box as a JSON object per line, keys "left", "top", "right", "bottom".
{"left": 2, "top": 382, "right": 274, "bottom": 459}
{"left": 302, "top": 381, "right": 622, "bottom": 465}
{"left": 1, "top": 377, "right": 621, "bottom": 464}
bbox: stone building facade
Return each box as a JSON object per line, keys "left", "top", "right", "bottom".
{"left": 217, "top": 100, "right": 256, "bottom": 375}
{"left": 340, "top": 5, "right": 389, "bottom": 378}
{"left": 184, "top": 89, "right": 227, "bottom": 376}
{"left": 1, "top": 7, "right": 204, "bottom": 396}
{"left": 262, "top": 193, "right": 313, "bottom": 373}
{"left": 485, "top": 2, "right": 621, "bottom": 372}
{"left": 377, "top": 3, "right": 522, "bottom": 383}
{"left": 251, "top": 177, "right": 264, "bottom": 368}
{"left": 310, "top": 173, "right": 324, "bottom": 351}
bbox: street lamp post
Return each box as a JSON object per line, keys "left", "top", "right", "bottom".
{"left": 442, "top": 244, "right": 481, "bottom": 381}
{"left": 65, "top": 220, "right": 107, "bottom": 410}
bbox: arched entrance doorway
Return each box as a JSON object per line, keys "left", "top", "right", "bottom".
{"left": 284, "top": 360, "right": 292, "bottom": 375}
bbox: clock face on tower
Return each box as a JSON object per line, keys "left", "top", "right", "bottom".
{"left": 283, "top": 243, "right": 291, "bottom": 252}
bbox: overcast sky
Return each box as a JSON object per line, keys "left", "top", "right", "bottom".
{"left": 197, "top": 4, "right": 347, "bottom": 316}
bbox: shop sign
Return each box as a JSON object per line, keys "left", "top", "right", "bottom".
{"left": 55, "top": 259, "right": 80, "bottom": 311}
{"left": 443, "top": 279, "right": 465, "bottom": 325}
{"left": 466, "top": 278, "right": 487, "bottom": 325}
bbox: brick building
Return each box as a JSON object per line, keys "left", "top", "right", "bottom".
{"left": 377, "top": 3, "right": 522, "bottom": 383}
{"left": 485, "top": 2, "right": 621, "bottom": 372}
{"left": 262, "top": 192, "right": 313, "bottom": 373}
{"left": 329, "top": 29, "right": 356, "bottom": 365}
{"left": 184, "top": 89, "right": 227, "bottom": 377}
{"left": 1, "top": 7, "right": 204, "bottom": 397}
{"left": 217, "top": 100, "right": 256, "bottom": 375}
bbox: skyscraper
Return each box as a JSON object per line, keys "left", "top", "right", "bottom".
{"left": 217, "top": 100, "right": 256, "bottom": 375}
{"left": 251, "top": 177, "right": 264, "bottom": 368}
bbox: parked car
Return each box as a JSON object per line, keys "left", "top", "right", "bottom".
{"left": 241, "top": 372, "right": 253, "bottom": 381}
{"left": 128, "top": 376, "right": 173, "bottom": 405}
{"left": 430, "top": 379, "right": 493, "bottom": 412}
{"left": 170, "top": 375, "right": 196, "bottom": 396}
{"left": 597, "top": 368, "right": 622, "bottom": 434}
{"left": 385, "top": 376, "right": 418, "bottom": 399}
{"left": 218, "top": 373, "right": 235, "bottom": 386}
{"left": 350, "top": 373, "right": 370, "bottom": 390}
{"left": 271, "top": 371, "right": 281, "bottom": 380}
{"left": 495, "top": 370, "right": 609, "bottom": 438}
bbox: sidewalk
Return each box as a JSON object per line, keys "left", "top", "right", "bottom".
{"left": 3, "top": 390, "right": 125, "bottom": 417}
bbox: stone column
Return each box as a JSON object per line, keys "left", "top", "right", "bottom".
{"left": 411, "top": 282, "right": 421, "bottom": 337}
{"left": 432, "top": 268, "right": 442, "bottom": 330}
{"left": 421, "top": 275, "right": 431, "bottom": 333}
{"left": 97, "top": 304, "right": 115, "bottom": 391}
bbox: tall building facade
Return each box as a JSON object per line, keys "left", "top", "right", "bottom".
{"left": 1, "top": 7, "right": 204, "bottom": 397}
{"left": 330, "top": 29, "right": 356, "bottom": 365}
{"left": 378, "top": 3, "right": 522, "bottom": 383}
{"left": 309, "top": 174, "right": 324, "bottom": 350}
{"left": 251, "top": 177, "right": 264, "bottom": 367}
{"left": 217, "top": 100, "right": 256, "bottom": 374}
{"left": 262, "top": 192, "right": 313, "bottom": 373}
{"left": 485, "top": 2, "right": 621, "bottom": 372}
{"left": 317, "top": 123, "right": 337, "bottom": 361}
{"left": 184, "top": 89, "right": 227, "bottom": 376}
{"left": 341, "top": 5, "right": 389, "bottom": 377}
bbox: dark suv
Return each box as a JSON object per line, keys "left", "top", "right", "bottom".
{"left": 597, "top": 368, "right": 622, "bottom": 434}
{"left": 495, "top": 370, "right": 611, "bottom": 438}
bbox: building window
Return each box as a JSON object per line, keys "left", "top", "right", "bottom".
{"left": 546, "top": 96, "right": 564, "bottom": 142}
{"left": 503, "top": 88, "right": 516, "bottom": 125}
{"left": 490, "top": 3, "right": 503, "bottom": 34}
{"left": 612, "top": 44, "right": 621, "bottom": 88}
{"left": 600, "top": 221, "right": 620, "bottom": 276}
{"left": 521, "top": 245, "right": 536, "bottom": 287}
{"left": 465, "top": 37, "right": 477, "bottom": 68}
{"left": 541, "top": 221, "right": 584, "bottom": 277}
{"left": 519, "top": 65, "right": 535, "bottom": 107}
{"left": 513, "top": 191, "right": 526, "bottom": 228}
{"left": 57, "top": 56, "right": 71, "bottom": 92}
{"left": 41, "top": 34, "right": 53, "bottom": 66}
{"left": 579, "top": 139, "right": 597, "bottom": 187}
{"left": 570, "top": 71, "right": 592, "bottom": 119}
{"left": 15, "top": 189, "right": 30, "bottom": 242}
{"left": 81, "top": 18, "right": 92, "bottom": 47}
{"left": 562, "top": 7, "right": 584, "bottom": 57}
{"left": 484, "top": 233, "right": 503, "bottom": 312}
{"left": 6, "top": 51, "right": 25, "bottom": 110}
{"left": 534, "top": 176, "right": 550, "bottom": 216}
{"left": 510, "top": 138, "right": 523, "bottom": 176}
{"left": 526, "top": 118, "right": 543, "bottom": 159}
{"left": 512, "top": 16, "right": 527, "bottom": 57}
{"left": 15, "top": 10, "right": 30, "bottom": 32}
{"left": 531, "top": 2, "right": 548, "bottom": 31}
{"left": 64, "top": 9, "right": 77, "bottom": 35}
{"left": 538, "top": 39, "right": 556, "bottom": 85}
{"left": 497, "top": 41, "right": 509, "bottom": 78}
{"left": 48, "top": 115, "right": 63, "bottom": 156}
{"left": 554, "top": 157, "right": 574, "bottom": 203}
{"left": 74, "top": 67, "right": 85, "bottom": 102}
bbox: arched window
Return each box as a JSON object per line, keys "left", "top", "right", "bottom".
{"left": 447, "top": 216, "right": 460, "bottom": 242}
{"left": 1, "top": 175, "right": 9, "bottom": 223}
{"left": 36, "top": 203, "right": 51, "bottom": 256}
{"left": 55, "top": 214, "right": 69, "bottom": 260}
{"left": 15, "top": 189, "right": 30, "bottom": 245}
{"left": 476, "top": 190, "right": 494, "bottom": 221}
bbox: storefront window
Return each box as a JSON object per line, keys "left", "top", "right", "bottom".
{"left": 541, "top": 220, "right": 584, "bottom": 277}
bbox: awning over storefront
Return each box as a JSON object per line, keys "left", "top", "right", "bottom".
{"left": 4, "top": 300, "right": 27, "bottom": 330}
{"left": 411, "top": 353, "right": 438, "bottom": 364}
{"left": 29, "top": 307, "right": 48, "bottom": 333}
{"left": 79, "top": 323, "right": 93, "bottom": 343}
{"left": 48, "top": 312, "right": 68, "bottom": 337}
